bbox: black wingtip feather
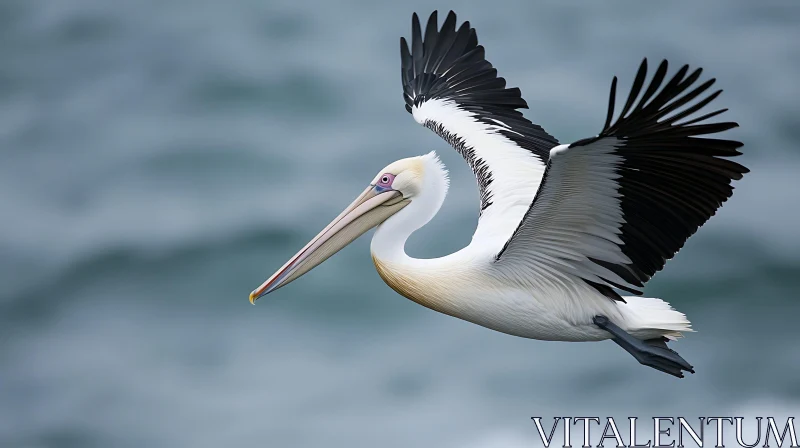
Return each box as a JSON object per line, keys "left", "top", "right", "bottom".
{"left": 584, "top": 59, "right": 748, "bottom": 286}
{"left": 618, "top": 58, "right": 649, "bottom": 121}
{"left": 603, "top": 77, "right": 618, "bottom": 131}
{"left": 402, "top": 11, "right": 530, "bottom": 113}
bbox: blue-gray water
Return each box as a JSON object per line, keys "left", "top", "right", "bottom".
{"left": 1, "top": 1, "right": 799, "bottom": 447}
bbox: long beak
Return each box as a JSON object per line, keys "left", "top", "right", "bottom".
{"left": 249, "top": 186, "right": 409, "bottom": 303}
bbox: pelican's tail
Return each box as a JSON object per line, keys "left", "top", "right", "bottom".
{"left": 621, "top": 297, "right": 693, "bottom": 340}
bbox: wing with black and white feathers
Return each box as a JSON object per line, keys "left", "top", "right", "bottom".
{"left": 496, "top": 59, "right": 748, "bottom": 301}
{"left": 401, "top": 11, "right": 559, "bottom": 246}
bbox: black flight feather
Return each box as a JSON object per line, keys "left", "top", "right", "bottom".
{"left": 571, "top": 59, "right": 748, "bottom": 298}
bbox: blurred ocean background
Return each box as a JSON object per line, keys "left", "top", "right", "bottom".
{"left": 1, "top": 1, "right": 799, "bottom": 447}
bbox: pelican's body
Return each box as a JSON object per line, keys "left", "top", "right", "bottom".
{"left": 368, "top": 154, "right": 672, "bottom": 343}
{"left": 250, "top": 11, "right": 748, "bottom": 377}
{"left": 372, "top": 251, "right": 628, "bottom": 342}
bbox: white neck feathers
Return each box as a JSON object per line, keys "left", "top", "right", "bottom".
{"left": 370, "top": 151, "right": 449, "bottom": 263}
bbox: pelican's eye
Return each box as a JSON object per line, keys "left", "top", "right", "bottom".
{"left": 377, "top": 173, "right": 395, "bottom": 188}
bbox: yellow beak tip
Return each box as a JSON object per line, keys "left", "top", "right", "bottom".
{"left": 249, "top": 292, "right": 258, "bottom": 305}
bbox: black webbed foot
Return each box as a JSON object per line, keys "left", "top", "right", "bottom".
{"left": 593, "top": 315, "right": 694, "bottom": 378}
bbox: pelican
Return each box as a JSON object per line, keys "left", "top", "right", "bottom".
{"left": 249, "top": 11, "right": 748, "bottom": 378}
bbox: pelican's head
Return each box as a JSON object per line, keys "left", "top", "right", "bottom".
{"left": 249, "top": 152, "right": 447, "bottom": 303}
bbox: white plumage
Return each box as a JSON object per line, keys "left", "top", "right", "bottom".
{"left": 250, "top": 10, "right": 748, "bottom": 377}
{"left": 368, "top": 152, "right": 689, "bottom": 343}
{"left": 412, "top": 99, "right": 547, "bottom": 247}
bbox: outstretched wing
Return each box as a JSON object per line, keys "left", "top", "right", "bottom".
{"left": 401, "top": 10, "right": 559, "bottom": 247}
{"left": 496, "top": 59, "right": 748, "bottom": 301}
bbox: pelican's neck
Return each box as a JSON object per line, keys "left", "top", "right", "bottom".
{"left": 371, "top": 201, "right": 429, "bottom": 264}
{"left": 369, "top": 154, "right": 493, "bottom": 314}
{"left": 370, "top": 152, "right": 449, "bottom": 265}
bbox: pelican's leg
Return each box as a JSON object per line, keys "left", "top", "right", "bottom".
{"left": 592, "top": 315, "right": 695, "bottom": 378}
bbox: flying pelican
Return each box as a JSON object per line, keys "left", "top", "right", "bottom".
{"left": 249, "top": 10, "right": 748, "bottom": 378}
